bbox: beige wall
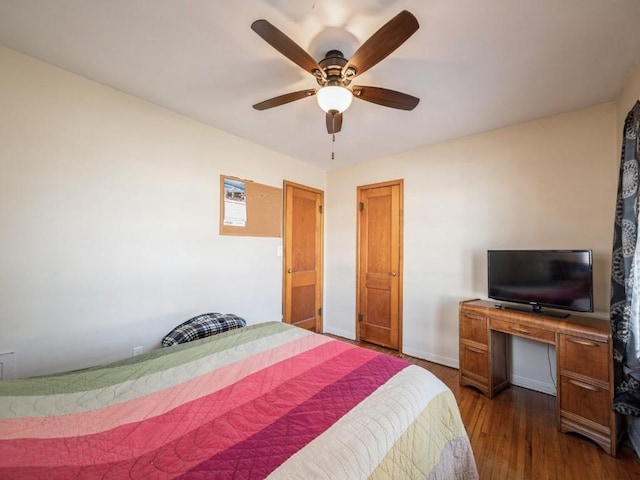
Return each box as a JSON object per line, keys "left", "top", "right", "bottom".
{"left": 0, "top": 42, "right": 627, "bottom": 391}
{"left": 617, "top": 62, "right": 640, "bottom": 135}
{"left": 0, "top": 46, "right": 326, "bottom": 378}
{"left": 324, "top": 103, "right": 617, "bottom": 393}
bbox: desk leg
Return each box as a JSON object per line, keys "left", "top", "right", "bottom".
{"left": 489, "top": 330, "right": 509, "bottom": 397}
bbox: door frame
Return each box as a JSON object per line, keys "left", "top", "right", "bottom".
{"left": 282, "top": 180, "right": 324, "bottom": 332}
{"left": 355, "top": 179, "right": 403, "bottom": 350}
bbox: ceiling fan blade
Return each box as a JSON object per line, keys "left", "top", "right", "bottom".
{"left": 251, "top": 19, "right": 322, "bottom": 77}
{"left": 253, "top": 89, "right": 316, "bottom": 110}
{"left": 326, "top": 112, "right": 343, "bottom": 134}
{"left": 345, "top": 10, "right": 419, "bottom": 77}
{"left": 352, "top": 85, "right": 420, "bottom": 110}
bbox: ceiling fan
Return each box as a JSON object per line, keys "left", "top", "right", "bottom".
{"left": 251, "top": 10, "right": 420, "bottom": 134}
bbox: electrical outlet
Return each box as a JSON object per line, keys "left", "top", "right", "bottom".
{"left": 0, "top": 351, "right": 16, "bottom": 380}
{"left": 132, "top": 346, "right": 144, "bottom": 356}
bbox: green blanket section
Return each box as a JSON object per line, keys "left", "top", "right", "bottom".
{"left": 0, "top": 322, "right": 296, "bottom": 396}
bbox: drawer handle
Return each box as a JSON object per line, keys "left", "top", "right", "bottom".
{"left": 465, "top": 345, "right": 484, "bottom": 354}
{"left": 566, "top": 337, "right": 600, "bottom": 348}
{"left": 568, "top": 378, "right": 601, "bottom": 392}
{"left": 510, "top": 326, "right": 532, "bottom": 335}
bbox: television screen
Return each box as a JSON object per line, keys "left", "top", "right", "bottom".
{"left": 487, "top": 250, "right": 593, "bottom": 314}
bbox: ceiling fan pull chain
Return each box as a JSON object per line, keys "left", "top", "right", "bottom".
{"left": 331, "top": 134, "right": 335, "bottom": 160}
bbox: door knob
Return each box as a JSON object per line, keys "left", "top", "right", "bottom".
{"left": 391, "top": 272, "right": 397, "bottom": 276}
{"left": 287, "top": 269, "right": 293, "bottom": 273}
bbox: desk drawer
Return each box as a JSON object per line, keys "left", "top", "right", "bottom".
{"left": 460, "top": 342, "right": 489, "bottom": 380}
{"left": 490, "top": 318, "right": 555, "bottom": 343}
{"left": 460, "top": 312, "right": 488, "bottom": 344}
{"left": 560, "top": 376, "right": 611, "bottom": 427}
{"left": 559, "top": 335, "right": 609, "bottom": 382}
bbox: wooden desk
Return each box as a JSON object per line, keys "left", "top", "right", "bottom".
{"left": 459, "top": 299, "right": 621, "bottom": 456}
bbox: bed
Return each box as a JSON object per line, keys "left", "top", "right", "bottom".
{"left": 0, "top": 322, "right": 478, "bottom": 479}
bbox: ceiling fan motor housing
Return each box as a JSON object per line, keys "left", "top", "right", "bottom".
{"left": 317, "top": 50, "right": 353, "bottom": 87}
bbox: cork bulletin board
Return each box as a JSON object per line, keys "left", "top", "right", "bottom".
{"left": 219, "top": 175, "right": 283, "bottom": 237}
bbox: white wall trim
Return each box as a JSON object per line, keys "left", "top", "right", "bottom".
{"left": 402, "top": 350, "right": 558, "bottom": 397}
{"left": 402, "top": 347, "right": 459, "bottom": 369}
{"left": 511, "top": 374, "right": 557, "bottom": 396}
{"left": 323, "top": 327, "right": 355, "bottom": 341}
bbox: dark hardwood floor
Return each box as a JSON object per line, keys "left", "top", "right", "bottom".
{"left": 327, "top": 335, "right": 640, "bottom": 480}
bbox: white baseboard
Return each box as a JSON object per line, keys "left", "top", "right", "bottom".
{"left": 401, "top": 347, "right": 459, "bottom": 369}
{"left": 323, "top": 336, "right": 558, "bottom": 397}
{"left": 322, "top": 326, "right": 355, "bottom": 341}
{"left": 511, "top": 374, "right": 557, "bottom": 396}
{"left": 379, "top": 346, "right": 558, "bottom": 397}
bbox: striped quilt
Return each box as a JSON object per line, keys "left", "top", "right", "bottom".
{"left": 0, "top": 322, "right": 478, "bottom": 479}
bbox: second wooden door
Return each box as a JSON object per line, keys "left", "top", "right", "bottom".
{"left": 357, "top": 180, "right": 403, "bottom": 350}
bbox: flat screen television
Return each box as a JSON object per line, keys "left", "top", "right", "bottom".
{"left": 487, "top": 249, "right": 593, "bottom": 317}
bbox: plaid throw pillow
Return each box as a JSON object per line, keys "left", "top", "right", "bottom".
{"left": 161, "top": 313, "right": 246, "bottom": 347}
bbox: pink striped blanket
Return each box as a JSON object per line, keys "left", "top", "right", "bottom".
{"left": 0, "top": 322, "right": 477, "bottom": 479}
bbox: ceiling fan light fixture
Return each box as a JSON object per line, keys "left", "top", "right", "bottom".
{"left": 316, "top": 86, "right": 353, "bottom": 114}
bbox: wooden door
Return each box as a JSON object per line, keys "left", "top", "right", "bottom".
{"left": 283, "top": 181, "right": 324, "bottom": 332}
{"left": 357, "top": 180, "right": 403, "bottom": 349}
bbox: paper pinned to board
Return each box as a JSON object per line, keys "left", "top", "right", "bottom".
{"left": 223, "top": 178, "right": 247, "bottom": 226}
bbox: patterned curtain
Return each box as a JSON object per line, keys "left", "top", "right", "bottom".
{"left": 611, "top": 100, "right": 640, "bottom": 415}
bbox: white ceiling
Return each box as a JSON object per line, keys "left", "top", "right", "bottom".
{"left": 1, "top": 0, "right": 639, "bottom": 171}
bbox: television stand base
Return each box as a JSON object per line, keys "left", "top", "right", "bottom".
{"left": 502, "top": 304, "right": 570, "bottom": 319}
